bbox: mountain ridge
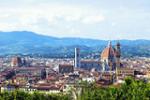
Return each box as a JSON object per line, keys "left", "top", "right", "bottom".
{"left": 1, "top": 31, "right": 150, "bottom": 41}
{"left": 0, "top": 31, "right": 149, "bottom": 57}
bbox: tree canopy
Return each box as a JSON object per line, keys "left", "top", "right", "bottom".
{"left": 0, "top": 77, "right": 150, "bottom": 100}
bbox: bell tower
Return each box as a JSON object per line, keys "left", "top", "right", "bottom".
{"left": 115, "top": 41, "right": 121, "bottom": 68}
{"left": 115, "top": 41, "right": 121, "bottom": 82}
{"left": 116, "top": 42, "right": 121, "bottom": 68}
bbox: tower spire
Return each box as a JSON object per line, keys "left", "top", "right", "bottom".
{"left": 108, "top": 41, "right": 112, "bottom": 47}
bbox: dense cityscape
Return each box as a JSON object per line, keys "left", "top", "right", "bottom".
{"left": 0, "top": 41, "right": 150, "bottom": 99}
{"left": 0, "top": 0, "right": 150, "bottom": 100}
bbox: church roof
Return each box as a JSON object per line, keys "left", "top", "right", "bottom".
{"left": 101, "top": 41, "right": 115, "bottom": 59}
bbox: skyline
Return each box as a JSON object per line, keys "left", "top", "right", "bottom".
{"left": 0, "top": 0, "right": 150, "bottom": 40}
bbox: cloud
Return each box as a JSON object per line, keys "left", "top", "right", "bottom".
{"left": 82, "top": 15, "right": 105, "bottom": 24}
{"left": 0, "top": 3, "right": 105, "bottom": 33}
{"left": 0, "top": 0, "right": 149, "bottom": 39}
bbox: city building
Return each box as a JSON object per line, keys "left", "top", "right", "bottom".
{"left": 101, "top": 41, "right": 121, "bottom": 71}
{"left": 117, "top": 68, "right": 135, "bottom": 80}
{"left": 97, "top": 71, "right": 116, "bottom": 85}
{"left": 13, "top": 67, "right": 45, "bottom": 84}
{"left": 11, "top": 57, "right": 23, "bottom": 67}
{"left": 74, "top": 48, "right": 81, "bottom": 68}
{"left": 80, "top": 60, "right": 101, "bottom": 71}
{"left": 59, "top": 64, "right": 74, "bottom": 74}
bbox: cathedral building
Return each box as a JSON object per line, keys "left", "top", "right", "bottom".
{"left": 101, "top": 41, "right": 121, "bottom": 71}
{"left": 98, "top": 41, "right": 121, "bottom": 84}
{"left": 11, "top": 56, "right": 23, "bottom": 67}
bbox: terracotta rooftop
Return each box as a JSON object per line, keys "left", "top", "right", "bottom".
{"left": 101, "top": 43, "right": 115, "bottom": 59}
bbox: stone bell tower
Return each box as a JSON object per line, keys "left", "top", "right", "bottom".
{"left": 115, "top": 41, "right": 121, "bottom": 68}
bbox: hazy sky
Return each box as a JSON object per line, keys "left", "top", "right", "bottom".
{"left": 0, "top": 0, "right": 150, "bottom": 40}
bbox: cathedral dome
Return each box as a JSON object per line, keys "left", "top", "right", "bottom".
{"left": 101, "top": 41, "right": 115, "bottom": 60}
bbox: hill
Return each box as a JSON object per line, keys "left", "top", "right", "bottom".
{"left": 0, "top": 31, "right": 150, "bottom": 57}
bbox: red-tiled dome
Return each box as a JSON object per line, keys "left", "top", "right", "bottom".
{"left": 101, "top": 42, "right": 115, "bottom": 59}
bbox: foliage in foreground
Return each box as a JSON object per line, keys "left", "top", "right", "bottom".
{"left": 0, "top": 77, "right": 150, "bottom": 100}
{"left": 80, "top": 77, "right": 150, "bottom": 100}
{"left": 0, "top": 91, "right": 69, "bottom": 100}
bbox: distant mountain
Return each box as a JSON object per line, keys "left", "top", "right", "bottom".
{"left": 0, "top": 31, "right": 150, "bottom": 57}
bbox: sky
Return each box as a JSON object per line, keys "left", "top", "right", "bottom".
{"left": 0, "top": 0, "right": 150, "bottom": 40}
